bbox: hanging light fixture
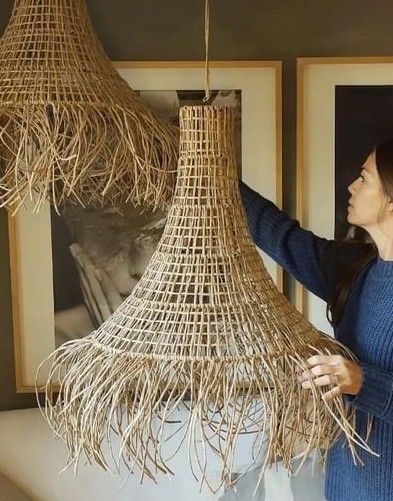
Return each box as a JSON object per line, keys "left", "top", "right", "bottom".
{"left": 0, "top": 0, "right": 178, "bottom": 213}
{"left": 38, "top": 107, "right": 373, "bottom": 491}
{"left": 37, "top": 0, "right": 374, "bottom": 493}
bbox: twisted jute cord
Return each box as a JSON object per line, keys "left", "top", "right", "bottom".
{"left": 203, "top": 0, "right": 211, "bottom": 103}
{"left": 36, "top": 105, "right": 376, "bottom": 494}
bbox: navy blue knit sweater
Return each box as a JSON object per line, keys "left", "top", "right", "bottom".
{"left": 240, "top": 182, "right": 393, "bottom": 501}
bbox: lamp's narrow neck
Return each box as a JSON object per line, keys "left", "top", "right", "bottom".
{"left": 174, "top": 106, "right": 238, "bottom": 204}
{"left": 179, "top": 106, "right": 235, "bottom": 158}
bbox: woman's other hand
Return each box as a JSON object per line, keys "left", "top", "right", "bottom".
{"left": 297, "top": 354, "right": 363, "bottom": 401}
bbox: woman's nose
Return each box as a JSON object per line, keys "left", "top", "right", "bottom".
{"left": 348, "top": 178, "right": 357, "bottom": 194}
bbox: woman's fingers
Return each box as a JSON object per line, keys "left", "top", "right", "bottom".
{"left": 322, "top": 385, "right": 342, "bottom": 402}
{"left": 298, "top": 363, "right": 337, "bottom": 382}
{"left": 301, "top": 373, "right": 338, "bottom": 389}
{"left": 297, "top": 354, "right": 362, "bottom": 399}
{"left": 306, "top": 354, "right": 343, "bottom": 367}
{"left": 297, "top": 355, "right": 343, "bottom": 399}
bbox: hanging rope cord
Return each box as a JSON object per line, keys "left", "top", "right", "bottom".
{"left": 203, "top": 0, "right": 211, "bottom": 102}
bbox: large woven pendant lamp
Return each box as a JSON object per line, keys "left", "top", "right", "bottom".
{"left": 0, "top": 0, "right": 178, "bottom": 213}
{"left": 38, "top": 104, "right": 373, "bottom": 491}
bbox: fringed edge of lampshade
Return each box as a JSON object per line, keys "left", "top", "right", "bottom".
{"left": 0, "top": 103, "right": 179, "bottom": 214}
{"left": 36, "top": 333, "right": 376, "bottom": 494}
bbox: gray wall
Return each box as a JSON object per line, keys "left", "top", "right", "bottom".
{"left": 1, "top": 0, "right": 393, "bottom": 409}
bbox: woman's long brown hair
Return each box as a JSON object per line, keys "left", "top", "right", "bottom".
{"left": 327, "top": 139, "right": 393, "bottom": 327}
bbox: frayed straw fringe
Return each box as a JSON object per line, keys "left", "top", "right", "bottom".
{"left": 36, "top": 334, "right": 376, "bottom": 494}
{"left": 0, "top": 104, "right": 179, "bottom": 214}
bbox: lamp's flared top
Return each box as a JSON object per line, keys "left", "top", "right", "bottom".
{"left": 0, "top": 0, "right": 134, "bottom": 106}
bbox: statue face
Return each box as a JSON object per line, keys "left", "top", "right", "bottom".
{"left": 62, "top": 204, "right": 166, "bottom": 296}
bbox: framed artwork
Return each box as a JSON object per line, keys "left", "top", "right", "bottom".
{"left": 8, "top": 61, "right": 282, "bottom": 393}
{"left": 297, "top": 56, "right": 393, "bottom": 334}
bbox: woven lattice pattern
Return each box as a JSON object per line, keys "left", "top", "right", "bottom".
{"left": 38, "top": 106, "right": 372, "bottom": 492}
{"left": 0, "top": 0, "right": 178, "bottom": 212}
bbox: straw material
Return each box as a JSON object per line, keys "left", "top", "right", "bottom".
{"left": 0, "top": 0, "right": 178, "bottom": 213}
{"left": 37, "top": 106, "right": 374, "bottom": 493}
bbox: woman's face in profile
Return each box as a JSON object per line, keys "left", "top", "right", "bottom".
{"left": 347, "top": 152, "right": 389, "bottom": 229}
{"left": 62, "top": 205, "right": 166, "bottom": 296}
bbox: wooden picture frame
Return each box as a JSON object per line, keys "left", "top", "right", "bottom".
{"left": 8, "top": 60, "right": 282, "bottom": 393}
{"left": 297, "top": 56, "right": 393, "bottom": 334}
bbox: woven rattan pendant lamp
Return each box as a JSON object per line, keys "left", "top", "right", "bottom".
{"left": 0, "top": 0, "right": 178, "bottom": 213}
{"left": 38, "top": 103, "right": 374, "bottom": 492}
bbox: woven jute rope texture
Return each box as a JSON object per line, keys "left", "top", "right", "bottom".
{"left": 37, "top": 105, "right": 374, "bottom": 492}
{"left": 0, "top": 0, "right": 178, "bottom": 213}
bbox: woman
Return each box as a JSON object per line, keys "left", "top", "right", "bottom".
{"left": 240, "top": 139, "right": 393, "bottom": 501}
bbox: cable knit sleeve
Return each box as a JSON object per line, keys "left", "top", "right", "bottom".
{"left": 348, "top": 364, "right": 393, "bottom": 423}
{"left": 239, "top": 181, "right": 333, "bottom": 302}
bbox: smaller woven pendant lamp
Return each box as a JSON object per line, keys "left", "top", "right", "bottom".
{"left": 0, "top": 0, "right": 178, "bottom": 213}
{"left": 38, "top": 104, "right": 373, "bottom": 492}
